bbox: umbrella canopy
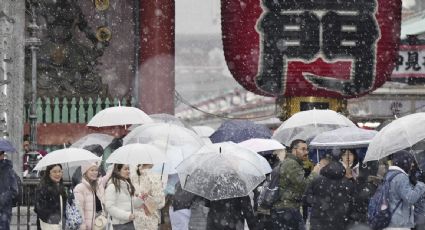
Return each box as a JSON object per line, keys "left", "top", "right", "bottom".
{"left": 198, "top": 142, "right": 272, "bottom": 174}
{"left": 123, "top": 123, "right": 204, "bottom": 174}
{"left": 192, "top": 126, "right": 215, "bottom": 138}
{"left": 129, "top": 113, "right": 194, "bottom": 131}
{"left": 0, "top": 138, "right": 16, "bottom": 152}
{"left": 272, "top": 109, "right": 356, "bottom": 146}
{"left": 176, "top": 151, "right": 265, "bottom": 200}
{"left": 71, "top": 133, "right": 114, "bottom": 149}
{"left": 34, "top": 148, "right": 101, "bottom": 170}
{"left": 210, "top": 120, "right": 272, "bottom": 143}
{"left": 87, "top": 106, "right": 153, "bottom": 127}
{"left": 364, "top": 112, "right": 425, "bottom": 162}
{"left": 238, "top": 138, "right": 285, "bottom": 153}
{"left": 106, "top": 143, "right": 166, "bottom": 165}
{"left": 309, "top": 127, "right": 377, "bottom": 149}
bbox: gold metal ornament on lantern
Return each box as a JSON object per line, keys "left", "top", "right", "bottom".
{"left": 94, "top": 0, "right": 109, "bottom": 11}
{"left": 277, "top": 96, "right": 347, "bottom": 121}
{"left": 96, "top": 27, "right": 112, "bottom": 42}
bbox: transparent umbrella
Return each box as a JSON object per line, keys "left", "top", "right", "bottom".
{"left": 199, "top": 142, "right": 272, "bottom": 174}
{"left": 71, "top": 133, "right": 114, "bottom": 149}
{"left": 123, "top": 123, "right": 204, "bottom": 174}
{"left": 272, "top": 109, "right": 356, "bottom": 146}
{"left": 176, "top": 149, "right": 266, "bottom": 200}
{"left": 364, "top": 112, "right": 425, "bottom": 162}
{"left": 106, "top": 143, "right": 166, "bottom": 165}
{"left": 309, "top": 127, "right": 377, "bottom": 149}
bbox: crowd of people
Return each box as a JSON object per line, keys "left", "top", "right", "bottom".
{"left": 2, "top": 136, "right": 425, "bottom": 230}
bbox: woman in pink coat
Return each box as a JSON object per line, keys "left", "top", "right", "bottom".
{"left": 74, "top": 162, "right": 111, "bottom": 230}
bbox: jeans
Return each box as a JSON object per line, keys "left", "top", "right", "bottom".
{"left": 271, "top": 208, "right": 305, "bottom": 230}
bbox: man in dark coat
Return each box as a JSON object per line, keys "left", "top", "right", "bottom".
{"left": 0, "top": 151, "right": 19, "bottom": 230}
{"left": 206, "top": 196, "right": 256, "bottom": 230}
{"left": 303, "top": 160, "right": 356, "bottom": 230}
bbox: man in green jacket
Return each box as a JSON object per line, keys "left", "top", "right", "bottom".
{"left": 272, "top": 139, "right": 321, "bottom": 230}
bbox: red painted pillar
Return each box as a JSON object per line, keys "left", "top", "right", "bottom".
{"left": 139, "top": 0, "right": 175, "bottom": 114}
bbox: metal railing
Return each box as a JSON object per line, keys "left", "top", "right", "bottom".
{"left": 15, "top": 179, "right": 72, "bottom": 230}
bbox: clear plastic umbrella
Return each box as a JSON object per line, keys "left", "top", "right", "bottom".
{"left": 176, "top": 151, "right": 265, "bottom": 201}
{"left": 199, "top": 142, "right": 272, "bottom": 174}
{"left": 309, "top": 127, "right": 377, "bottom": 149}
{"left": 106, "top": 143, "right": 166, "bottom": 165}
{"left": 123, "top": 123, "right": 204, "bottom": 174}
{"left": 272, "top": 109, "right": 356, "bottom": 146}
{"left": 364, "top": 112, "right": 425, "bottom": 162}
{"left": 71, "top": 133, "right": 114, "bottom": 149}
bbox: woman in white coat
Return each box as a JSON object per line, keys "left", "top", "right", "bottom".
{"left": 104, "top": 164, "right": 143, "bottom": 230}
{"left": 131, "top": 164, "right": 165, "bottom": 230}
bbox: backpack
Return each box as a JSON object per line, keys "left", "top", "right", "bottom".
{"left": 257, "top": 163, "right": 281, "bottom": 209}
{"left": 367, "top": 171, "right": 402, "bottom": 230}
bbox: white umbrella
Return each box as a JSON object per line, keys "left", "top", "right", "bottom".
{"left": 272, "top": 109, "right": 356, "bottom": 146}
{"left": 106, "top": 143, "right": 166, "bottom": 165}
{"left": 364, "top": 113, "right": 425, "bottom": 162}
{"left": 309, "top": 127, "right": 377, "bottom": 149}
{"left": 129, "top": 113, "right": 194, "bottom": 131}
{"left": 87, "top": 106, "right": 153, "bottom": 127}
{"left": 192, "top": 126, "right": 215, "bottom": 137}
{"left": 238, "top": 138, "right": 285, "bottom": 152}
{"left": 71, "top": 133, "right": 114, "bottom": 149}
{"left": 198, "top": 142, "right": 272, "bottom": 174}
{"left": 176, "top": 151, "right": 266, "bottom": 200}
{"left": 124, "top": 123, "right": 204, "bottom": 174}
{"left": 34, "top": 148, "right": 101, "bottom": 170}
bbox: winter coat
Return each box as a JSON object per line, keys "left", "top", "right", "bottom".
{"left": 74, "top": 173, "right": 110, "bottom": 230}
{"left": 304, "top": 161, "right": 356, "bottom": 230}
{"left": 385, "top": 166, "right": 425, "bottom": 228}
{"left": 352, "top": 175, "right": 381, "bottom": 224}
{"left": 274, "top": 153, "right": 317, "bottom": 210}
{"left": 0, "top": 159, "right": 19, "bottom": 230}
{"left": 206, "top": 196, "right": 256, "bottom": 230}
{"left": 131, "top": 171, "right": 165, "bottom": 230}
{"left": 34, "top": 183, "right": 67, "bottom": 226}
{"left": 104, "top": 179, "right": 143, "bottom": 225}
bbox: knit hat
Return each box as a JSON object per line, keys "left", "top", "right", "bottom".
{"left": 392, "top": 150, "right": 415, "bottom": 173}
{"left": 81, "top": 161, "right": 99, "bottom": 175}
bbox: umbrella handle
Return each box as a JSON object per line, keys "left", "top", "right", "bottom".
{"left": 183, "top": 175, "right": 190, "bottom": 188}
{"left": 160, "top": 163, "right": 164, "bottom": 180}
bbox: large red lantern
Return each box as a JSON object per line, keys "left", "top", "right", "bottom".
{"left": 221, "top": 0, "right": 402, "bottom": 99}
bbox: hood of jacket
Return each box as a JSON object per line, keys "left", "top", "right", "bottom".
{"left": 320, "top": 161, "right": 346, "bottom": 180}
{"left": 0, "top": 159, "right": 13, "bottom": 172}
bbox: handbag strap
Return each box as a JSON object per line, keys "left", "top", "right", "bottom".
{"left": 60, "top": 195, "right": 63, "bottom": 225}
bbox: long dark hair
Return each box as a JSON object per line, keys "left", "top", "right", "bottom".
{"left": 110, "top": 164, "right": 135, "bottom": 196}
{"left": 40, "top": 164, "right": 67, "bottom": 199}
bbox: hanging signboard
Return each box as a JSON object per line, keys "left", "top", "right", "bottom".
{"left": 392, "top": 45, "right": 425, "bottom": 79}
{"left": 221, "top": 0, "right": 402, "bottom": 98}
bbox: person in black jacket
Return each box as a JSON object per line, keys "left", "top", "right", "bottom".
{"left": 206, "top": 195, "right": 257, "bottom": 230}
{"left": 0, "top": 151, "right": 19, "bottom": 230}
{"left": 35, "top": 164, "right": 68, "bottom": 229}
{"left": 303, "top": 160, "right": 356, "bottom": 230}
